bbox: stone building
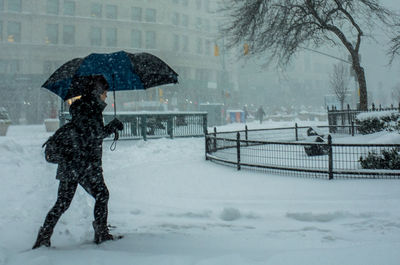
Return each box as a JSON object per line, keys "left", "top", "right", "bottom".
{"left": 0, "top": 0, "right": 231, "bottom": 123}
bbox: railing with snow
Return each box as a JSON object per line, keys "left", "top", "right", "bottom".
{"left": 205, "top": 126, "right": 400, "bottom": 179}
{"left": 327, "top": 103, "right": 400, "bottom": 133}
{"left": 60, "top": 111, "right": 208, "bottom": 140}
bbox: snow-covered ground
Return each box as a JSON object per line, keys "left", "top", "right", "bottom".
{"left": 1, "top": 120, "right": 400, "bottom": 265}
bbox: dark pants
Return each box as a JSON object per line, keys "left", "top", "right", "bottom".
{"left": 42, "top": 169, "right": 109, "bottom": 231}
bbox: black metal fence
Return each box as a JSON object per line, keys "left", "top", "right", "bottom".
{"left": 205, "top": 126, "right": 400, "bottom": 179}
{"left": 60, "top": 111, "right": 208, "bottom": 140}
{"left": 327, "top": 103, "right": 400, "bottom": 134}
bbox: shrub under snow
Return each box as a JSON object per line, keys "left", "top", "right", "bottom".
{"left": 355, "top": 111, "right": 400, "bottom": 134}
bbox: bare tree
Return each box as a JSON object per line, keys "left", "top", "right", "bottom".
{"left": 221, "top": 0, "right": 397, "bottom": 110}
{"left": 330, "top": 63, "right": 350, "bottom": 110}
{"left": 389, "top": 27, "right": 400, "bottom": 63}
{"left": 391, "top": 83, "right": 400, "bottom": 103}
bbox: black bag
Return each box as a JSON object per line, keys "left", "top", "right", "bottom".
{"left": 304, "top": 136, "right": 329, "bottom": 156}
{"left": 42, "top": 122, "right": 76, "bottom": 164}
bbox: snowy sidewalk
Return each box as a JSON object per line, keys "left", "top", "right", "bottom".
{"left": 1, "top": 123, "right": 400, "bottom": 265}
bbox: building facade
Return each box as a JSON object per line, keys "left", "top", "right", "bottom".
{"left": 0, "top": 0, "right": 230, "bottom": 124}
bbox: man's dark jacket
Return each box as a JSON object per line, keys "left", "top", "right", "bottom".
{"left": 56, "top": 95, "right": 116, "bottom": 181}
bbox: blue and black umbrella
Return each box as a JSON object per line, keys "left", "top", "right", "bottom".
{"left": 42, "top": 50, "right": 179, "bottom": 101}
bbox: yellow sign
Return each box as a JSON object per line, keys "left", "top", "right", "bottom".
{"left": 244, "top": 43, "right": 249, "bottom": 55}
{"left": 214, "top": 45, "right": 219, "bottom": 56}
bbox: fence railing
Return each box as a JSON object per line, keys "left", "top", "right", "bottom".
{"left": 327, "top": 103, "right": 400, "bottom": 133}
{"left": 60, "top": 111, "right": 208, "bottom": 140}
{"left": 205, "top": 126, "right": 400, "bottom": 179}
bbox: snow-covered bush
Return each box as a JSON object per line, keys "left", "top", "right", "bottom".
{"left": 355, "top": 111, "right": 400, "bottom": 134}
{"left": 359, "top": 148, "right": 400, "bottom": 169}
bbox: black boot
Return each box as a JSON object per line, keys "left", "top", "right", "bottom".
{"left": 32, "top": 226, "right": 53, "bottom": 249}
{"left": 92, "top": 221, "right": 113, "bottom": 244}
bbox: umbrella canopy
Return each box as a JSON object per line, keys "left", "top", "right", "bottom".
{"left": 42, "top": 51, "right": 179, "bottom": 100}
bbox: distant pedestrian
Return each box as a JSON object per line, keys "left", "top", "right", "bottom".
{"left": 243, "top": 105, "right": 249, "bottom": 122}
{"left": 33, "top": 75, "right": 124, "bottom": 249}
{"left": 256, "top": 106, "right": 265, "bottom": 124}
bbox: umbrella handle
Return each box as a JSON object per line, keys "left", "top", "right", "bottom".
{"left": 114, "top": 130, "right": 119, "bottom": 141}
{"left": 110, "top": 130, "right": 119, "bottom": 151}
{"left": 113, "top": 89, "right": 116, "bottom": 117}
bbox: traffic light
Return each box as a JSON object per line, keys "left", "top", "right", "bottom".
{"left": 214, "top": 44, "right": 219, "bottom": 56}
{"left": 244, "top": 43, "right": 249, "bottom": 55}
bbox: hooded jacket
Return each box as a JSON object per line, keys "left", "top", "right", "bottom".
{"left": 56, "top": 95, "right": 115, "bottom": 181}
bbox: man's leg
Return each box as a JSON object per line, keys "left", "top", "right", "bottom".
{"left": 33, "top": 179, "right": 78, "bottom": 249}
{"left": 79, "top": 167, "right": 112, "bottom": 243}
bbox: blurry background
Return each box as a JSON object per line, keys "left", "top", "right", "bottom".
{"left": 0, "top": 0, "right": 399, "bottom": 124}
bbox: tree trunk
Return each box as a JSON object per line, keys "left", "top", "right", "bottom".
{"left": 351, "top": 54, "right": 368, "bottom": 110}
{"left": 357, "top": 67, "right": 368, "bottom": 110}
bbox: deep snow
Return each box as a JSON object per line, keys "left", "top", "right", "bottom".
{"left": 1, "top": 120, "right": 400, "bottom": 265}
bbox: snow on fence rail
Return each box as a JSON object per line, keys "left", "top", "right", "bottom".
{"left": 205, "top": 126, "right": 400, "bottom": 179}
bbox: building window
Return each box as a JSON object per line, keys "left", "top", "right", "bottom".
{"left": 8, "top": 0, "right": 22, "bottom": 12}
{"left": 106, "top": 28, "right": 117, "bottom": 47}
{"left": 195, "top": 17, "right": 202, "bottom": 30}
{"left": 204, "top": 19, "right": 210, "bottom": 31}
{"left": 196, "top": 0, "right": 202, "bottom": 10}
{"left": 204, "top": 0, "right": 210, "bottom": 12}
{"left": 205, "top": 39, "right": 211, "bottom": 55}
{"left": 0, "top": 60, "right": 7, "bottom": 73}
{"left": 182, "top": 14, "right": 188, "bottom": 27}
{"left": 7, "top": 21, "right": 21, "bottom": 42}
{"left": 9, "top": 59, "right": 20, "bottom": 73}
{"left": 172, "top": 12, "right": 179, "bottom": 26}
{"left": 0, "top": 59, "right": 21, "bottom": 73}
{"left": 131, "top": 7, "right": 142, "bottom": 21}
{"left": 131, "top": 29, "right": 141, "bottom": 48}
{"left": 145, "top": 8, "right": 156, "bottom": 22}
{"left": 173, "top": 34, "right": 180, "bottom": 51}
{"left": 196, "top": 37, "right": 203, "bottom": 54}
{"left": 90, "top": 26, "right": 102, "bottom": 46}
{"left": 145, "top": 31, "right": 156, "bottom": 49}
{"left": 63, "top": 25, "right": 75, "bottom": 45}
{"left": 63, "top": 0, "right": 75, "bottom": 16}
{"left": 46, "top": 0, "right": 59, "bottom": 15}
{"left": 182, "top": 35, "right": 188, "bottom": 52}
{"left": 105, "top": 4, "right": 117, "bottom": 19}
{"left": 195, "top": 69, "right": 203, "bottom": 80}
{"left": 91, "top": 3, "right": 102, "bottom": 18}
{"left": 45, "top": 24, "right": 58, "bottom": 44}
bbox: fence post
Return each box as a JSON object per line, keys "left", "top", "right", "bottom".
{"left": 203, "top": 114, "right": 208, "bottom": 135}
{"left": 347, "top": 104, "right": 351, "bottom": 128}
{"left": 205, "top": 129, "right": 209, "bottom": 160}
{"left": 327, "top": 106, "right": 332, "bottom": 133}
{"left": 141, "top": 116, "right": 147, "bottom": 141}
{"left": 295, "top": 123, "right": 298, "bottom": 141}
{"left": 351, "top": 121, "right": 354, "bottom": 136}
{"left": 167, "top": 115, "right": 173, "bottom": 139}
{"left": 213, "top": 127, "right": 217, "bottom": 152}
{"left": 236, "top": 132, "right": 241, "bottom": 171}
{"left": 245, "top": 125, "right": 248, "bottom": 146}
{"left": 328, "top": 135, "right": 333, "bottom": 180}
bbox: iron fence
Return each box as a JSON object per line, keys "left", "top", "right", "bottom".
{"left": 60, "top": 111, "right": 207, "bottom": 140}
{"left": 205, "top": 126, "right": 400, "bottom": 179}
{"left": 327, "top": 103, "right": 400, "bottom": 134}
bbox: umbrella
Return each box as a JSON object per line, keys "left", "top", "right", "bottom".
{"left": 42, "top": 50, "right": 179, "bottom": 101}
